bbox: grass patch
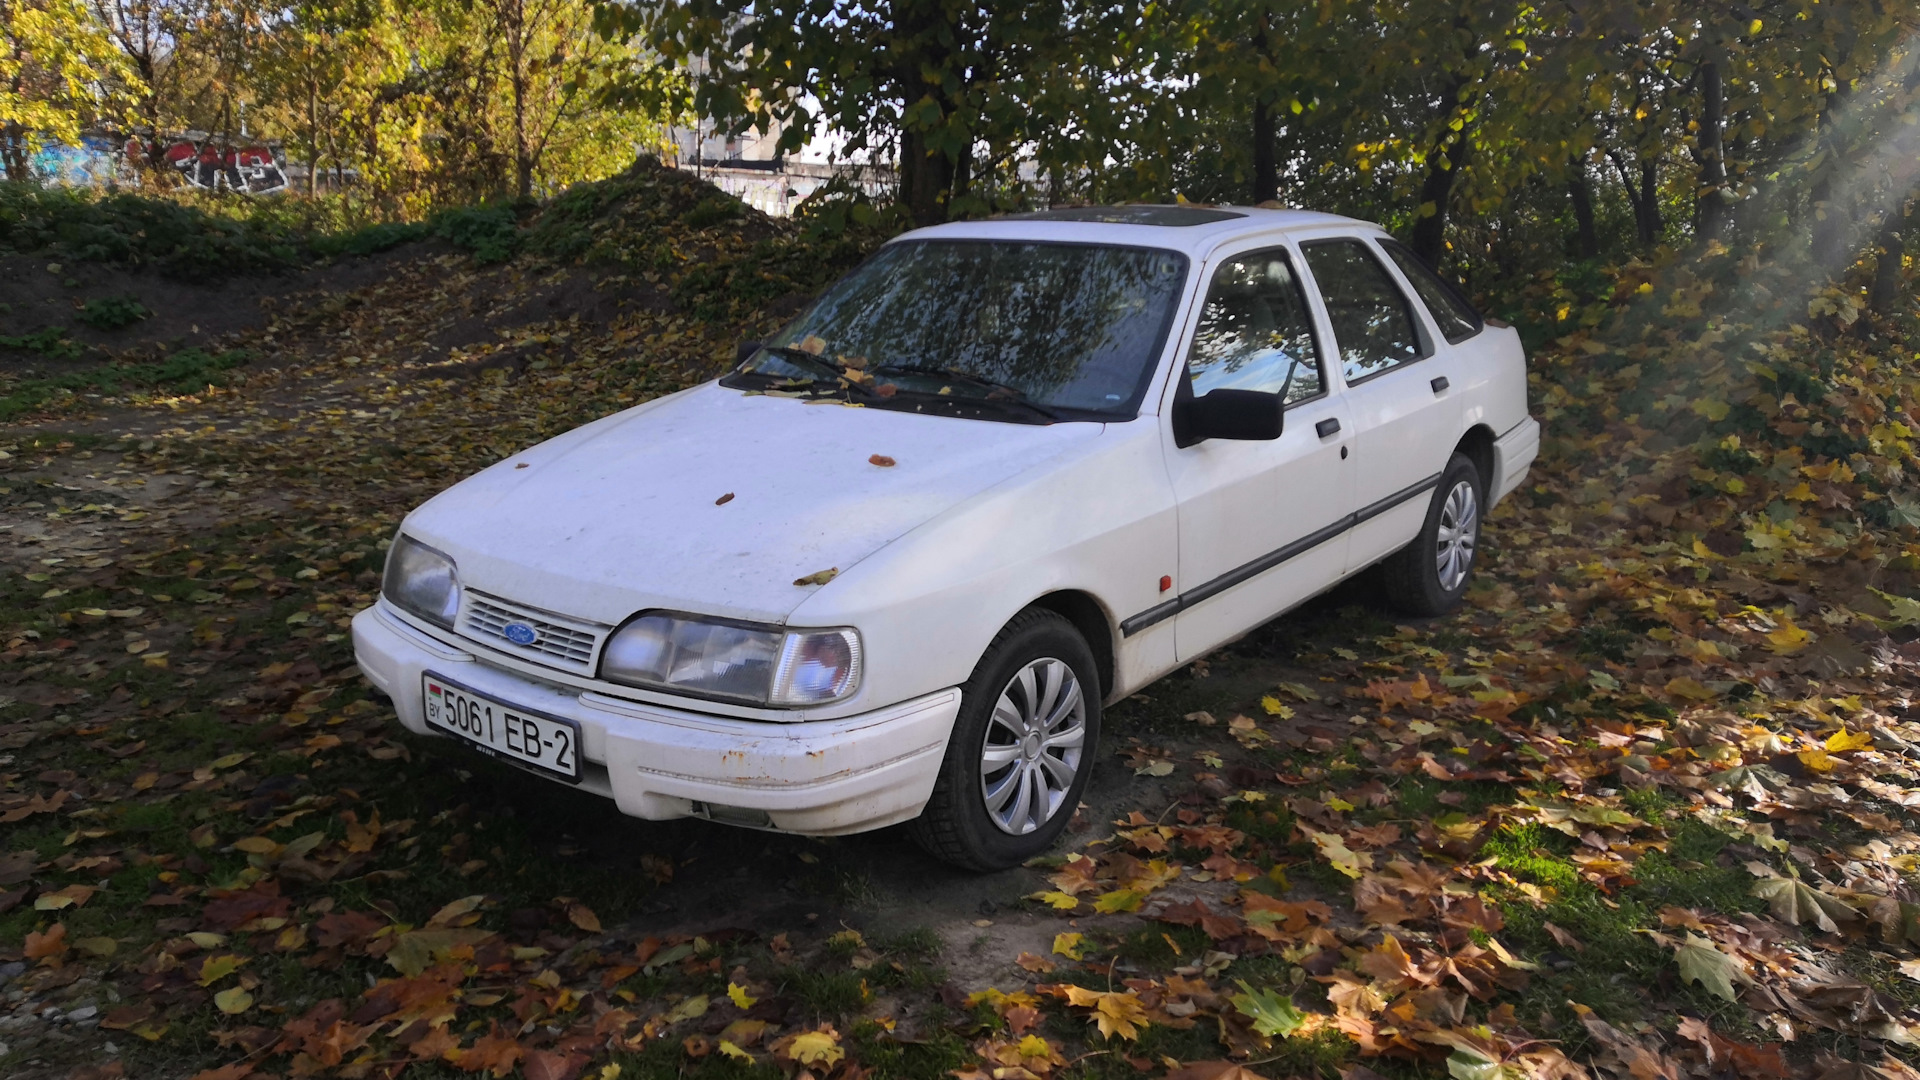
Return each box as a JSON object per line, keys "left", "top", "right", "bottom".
{"left": 0, "top": 347, "right": 249, "bottom": 420}
{"left": 75, "top": 295, "right": 151, "bottom": 330}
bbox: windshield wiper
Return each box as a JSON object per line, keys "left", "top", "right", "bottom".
{"left": 868, "top": 364, "right": 1062, "bottom": 420}
{"left": 740, "top": 346, "right": 888, "bottom": 400}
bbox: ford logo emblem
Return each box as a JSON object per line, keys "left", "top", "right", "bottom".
{"left": 503, "top": 622, "right": 539, "bottom": 646}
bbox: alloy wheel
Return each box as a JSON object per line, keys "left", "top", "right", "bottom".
{"left": 1435, "top": 479, "right": 1479, "bottom": 592}
{"left": 979, "top": 656, "right": 1086, "bottom": 835}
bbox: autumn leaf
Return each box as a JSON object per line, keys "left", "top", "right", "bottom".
{"left": 186, "top": 1065, "right": 255, "bottom": 1080}
{"left": 727, "top": 982, "right": 757, "bottom": 1009}
{"left": 1093, "top": 888, "right": 1146, "bottom": 913}
{"left": 197, "top": 954, "right": 246, "bottom": 986}
{"left": 793, "top": 567, "right": 838, "bottom": 586}
{"left": 24, "top": 922, "right": 67, "bottom": 964}
{"left": 1672, "top": 934, "right": 1747, "bottom": 1001}
{"left": 1027, "top": 890, "right": 1079, "bottom": 910}
{"left": 1061, "top": 984, "right": 1149, "bottom": 1041}
{"left": 213, "top": 986, "right": 253, "bottom": 1014}
{"left": 868, "top": 454, "right": 896, "bottom": 466}
{"left": 1300, "top": 827, "right": 1372, "bottom": 878}
{"left": 1825, "top": 728, "right": 1873, "bottom": 753}
{"left": 453, "top": 1023, "right": 524, "bottom": 1077}
{"left": 778, "top": 1027, "right": 845, "bottom": 1068}
{"left": 1751, "top": 874, "right": 1858, "bottom": 933}
{"left": 566, "top": 901, "right": 602, "bottom": 932}
{"left": 427, "top": 894, "right": 487, "bottom": 928}
{"left": 34, "top": 883, "right": 97, "bottom": 910}
{"left": 1052, "top": 932, "right": 1086, "bottom": 960}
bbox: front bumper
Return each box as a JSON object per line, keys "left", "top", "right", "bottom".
{"left": 351, "top": 603, "right": 961, "bottom": 835}
{"left": 1490, "top": 416, "right": 1541, "bottom": 505}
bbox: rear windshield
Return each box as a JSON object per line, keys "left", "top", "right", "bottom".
{"left": 732, "top": 239, "right": 1189, "bottom": 420}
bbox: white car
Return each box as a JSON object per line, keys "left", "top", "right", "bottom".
{"left": 352, "top": 205, "right": 1539, "bottom": 870}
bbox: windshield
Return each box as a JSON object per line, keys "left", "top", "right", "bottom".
{"left": 726, "top": 239, "right": 1189, "bottom": 420}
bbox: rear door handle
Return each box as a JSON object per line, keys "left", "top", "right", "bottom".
{"left": 1315, "top": 418, "right": 1341, "bottom": 438}
{"left": 1430, "top": 376, "right": 1450, "bottom": 393}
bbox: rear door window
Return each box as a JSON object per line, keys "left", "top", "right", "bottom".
{"left": 1380, "top": 240, "right": 1484, "bottom": 343}
{"left": 1301, "top": 239, "right": 1427, "bottom": 384}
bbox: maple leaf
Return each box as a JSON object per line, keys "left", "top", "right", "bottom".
{"left": 453, "top": 1023, "right": 524, "bottom": 1076}
{"left": 1052, "top": 932, "right": 1086, "bottom": 959}
{"left": 1300, "top": 826, "right": 1372, "bottom": 878}
{"left": 779, "top": 1027, "right": 845, "bottom": 1067}
{"left": 1164, "top": 1061, "right": 1271, "bottom": 1080}
{"left": 1750, "top": 874, "right": 1858, "bottom": 933}
{"left": 1825, "top": 728, "right": 1873, "bottom": 753}
{"left": 1672, "top": 934, "right": 1747, "bottom": 1001}
{"left": 24, "top": 921, "right": 68, "bottom": 964}
{"left": 1228, "top": 980, "right": 1304, "bottom": 1037}
{"left": 1061, "top": 985, "right": 1148, "bottom": 1041}
{"left": 1093, "top": 888, "right": 1145, "bottom": 913}
{"left": 213, "top": 986, "right": 253, "bottom": 1014}
{"left": 1027, "top": 890, "right": 1078, "bottom": 910}
{"left": 727, "top": 982, "right": 757, "bottom": 1009}
{"left": 186, "top": 1065, "right": 255, "bottom": 1080}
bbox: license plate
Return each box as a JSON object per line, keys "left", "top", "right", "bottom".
{"left": 421, "top": 673, "right": 581, "bottom": 782}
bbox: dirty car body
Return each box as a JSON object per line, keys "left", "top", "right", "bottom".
{"left": 352, "top": 205, "right": 1540, "bottom": 869}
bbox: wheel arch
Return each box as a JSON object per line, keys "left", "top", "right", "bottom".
{"left": 1455, "top": 424, "right": 1496, "bottom": 491}
{"left": 1027, "top": 590, "right": 1116, "bottom": 701}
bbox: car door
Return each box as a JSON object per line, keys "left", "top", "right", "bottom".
{"left": 1298, "top": 237, "right": 1462, "bottom": 574}
{"left": 1157, "top": 242, "right": 1355, "bottom": 663}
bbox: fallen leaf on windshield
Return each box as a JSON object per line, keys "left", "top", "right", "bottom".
{"left": 868, "top": 454, "right": 895, "bottom": 467}
{"left": 794, "top": 568, "right": 838, "bottom": 587}
{"left": 715, "top": 492, "right": 734, "bottom": 505}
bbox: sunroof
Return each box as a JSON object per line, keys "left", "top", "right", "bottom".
{"left": 1007, "top": 206, "right": 1247, "bottom": 227}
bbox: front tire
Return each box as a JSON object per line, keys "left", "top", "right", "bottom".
{"left": 910, "top": 609, "right": 1101, "bottom": 871}
{"left": 1378, "top": 452, "right": 1483, "bottom": 616}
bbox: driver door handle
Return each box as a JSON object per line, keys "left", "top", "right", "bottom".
{"left": 1430, "top": 376, "right": 1450, "bottom": 393}
{"left": 1315, "top": 418, "right": 1341, "bottom": 438}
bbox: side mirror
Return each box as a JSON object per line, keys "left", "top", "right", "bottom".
{"left": 735, "top": 340, "right": 762, "bottom": 365}
{"left": 1174, "top": 388, "right": 1284, "bottom": 447}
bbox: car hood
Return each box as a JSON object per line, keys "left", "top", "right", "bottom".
{"left": 402, "top": 382, "right": 1106, "bottom": 626}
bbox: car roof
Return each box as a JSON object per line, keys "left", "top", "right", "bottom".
{"left": 893, "top": 205, "right": 1383, "bottom": 260}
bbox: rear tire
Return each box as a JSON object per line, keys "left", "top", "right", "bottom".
{"left": 909, "top": 609, "right": 1101, "bottom": 871}
{"left": 1378, "top": 452, "right": 1483, "bottom": 617}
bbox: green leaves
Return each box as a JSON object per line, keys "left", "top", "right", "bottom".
{"left": 1228, "top": 981, "right": 1303, "bottom": 1038}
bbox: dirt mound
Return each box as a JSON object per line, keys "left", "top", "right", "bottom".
{"left": 0, "top": 157, "right": 886, "bottom": 424}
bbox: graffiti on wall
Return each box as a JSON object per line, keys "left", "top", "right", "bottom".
{"left": 0, "top": 132, "right": 289, "bottom": 194}
{"left": 148, "top": 137, "right": 289, "bottom": 194}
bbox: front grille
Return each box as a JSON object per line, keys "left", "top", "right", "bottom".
{"left": 462, "top": 593, "right": 605, "bottom": 670}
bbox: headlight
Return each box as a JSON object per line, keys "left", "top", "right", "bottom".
{"left": 383, "top": 535, "right": 461, "bottom": 629}
{"left": 600, "top": 612, "right": 861, "bottom": 706}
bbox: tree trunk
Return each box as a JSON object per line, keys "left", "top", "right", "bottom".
{"left": 1568, "top": 165, "right": 1598, "bottom": 259}
{"left": 1871, "top": 206, "right": 1909, "bottom": 317}
{"left": 1697, "top": 56, "right": 1727, "bottom": 239}
{"left": 1251, "top": 9, "right": 1278, "bottom": 205}
{"left": 899, "top": 125, "right": 954, "bottom": 227}
{"left": 1410, "top": 128, "right": 1469, "bottom": 265}
{"left": 1252, "top": 96, "right": 1278, "bottom": 205}
{"left": 505, "top": 0, "right": 533, "bottom": 198}
{"left": 1639, "top": 158, "right": 1662, "bottom": 245}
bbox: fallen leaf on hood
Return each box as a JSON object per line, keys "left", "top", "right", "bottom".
{"left": 868, "top": 454, "right": 895, "bottom": 466}
{"left": 793, "top": 568, "right": 838, "bottom": 587}
{"left": 715, "top": 492, "right": 734, "bottom": 505}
